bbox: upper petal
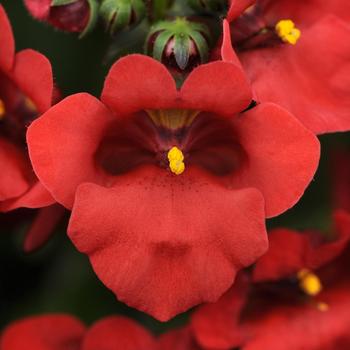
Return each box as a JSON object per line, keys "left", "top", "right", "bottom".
{"left": 261, "top": 0, "right": 350, "bottom": 28}
{"left": 230, "top": 102, "right": 320, "bottom": 217}
{"left": 253, "top": 210, "right": 350, "bottom": 282}
{"left": 240, "top": 16, "right": 350, "bottom": 134}
{"left": 227, "top": 0, "right": 255, "bottom": 22}
{"left": 0, "top": 5, "right": 15, "bottom": 72}
{"left": 12, "top": 49, "right": 54, "bottom": 113}
{"left": 0, "top": 314, "right": 86, "bottom": 350}
{"left": 82, "top": 316, "right": 156, "bottom": 350}
{"left": 101, "top": 54, "right": 252, "bottom": 117}
{"left": 180, "top": 61, "right": 251, "bottom": 116}
{"left": 27, "top": 93, "right": 115, "bottom": 209}
{"left": 68, "top": 166, "right": 267, "bottom": 321}
{"left": 101, "top": 54, "right": 178, "bottom": 117}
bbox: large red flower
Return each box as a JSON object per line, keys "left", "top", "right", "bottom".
{"left": 226, "top": 0, "right": 350, "bottom": 134}
{"left": 27, "top": 28, "right": 319, "bottom": 320}
{"left": 0, "top": 314, "right": 156, "bottom": 350}
{"left": 191, "top": 210, "right": 350, "bottom": 349}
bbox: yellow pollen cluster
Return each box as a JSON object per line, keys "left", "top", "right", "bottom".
{"left": 167, "top": 146, "right": 185, "bottom": 175}
{"left": 0, "top": 99, "right": 5, "bottom": 119}
{"left": 297, "top": 269, "right": 322, "bottom": 296}
{"left": 275, "top": 19, "right": 301, "bottom": 45}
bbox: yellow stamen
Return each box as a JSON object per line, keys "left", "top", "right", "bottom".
{"left": 0, "top": 99, "right": 6, "bottom": 119}
{"left": 297, "top": 269, "right": 322, "bottom": 296}
{"left": 275, "top": 19, "right": 301, "bottom": 45}
{"left": 316, "top": 302, "right": 329, "bottom": 312}
{"left": 167, "top": 146, "right": 185, "bottom": 175}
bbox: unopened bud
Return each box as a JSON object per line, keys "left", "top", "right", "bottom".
{"left": 146, "top": 18, "right": 210, "bottom": 73}
{"left": 100, "top": 0, "right": 146, "bottom": 35}
{"left": 23, "top": 0, "right": 99, "bottom": 36}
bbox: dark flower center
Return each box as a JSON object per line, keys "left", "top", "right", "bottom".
{"left": 95, "top": 109, "right": 247, "bottom": 177}
{"left": 0, "top": 72, "right": 38, "bottom": 147}
{"left": 231, "top": 5, "right": 301, "bottom": 51}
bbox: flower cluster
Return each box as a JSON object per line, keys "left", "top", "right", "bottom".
{"left": 1, "top": 0, "right": 350, "bottom": 348}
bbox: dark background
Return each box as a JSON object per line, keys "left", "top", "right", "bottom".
{"left": 0, "top": 0, "right": 349, "bottom": 334}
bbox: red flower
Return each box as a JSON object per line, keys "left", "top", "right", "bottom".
{"left": 27, "top": 26, "right": 319, "bottom": 320}
{"left": 0, "top": 6, "right": 63, "bottom": 250}
{"left": 226, "top": 1, "right": 350, "bottom": 134}
{"left": 0, "top": 314, "right": 156, "bottom": 350}
{"left": 191, "top": 210, "right": 350, "bottom": 349}
{"left": 158, "top": 327, "right": 201, "bottom": 350}
{"left": 23, "top": 0, "right": 96, "bottom": 34}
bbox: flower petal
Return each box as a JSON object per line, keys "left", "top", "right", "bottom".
{"left": 180, "top": 61, "right": 251, "bottom": 116}
{"left": 261, "top": 0, "right": 350, "bottom": 28}
{"left": 227, "top": 0, "right": 255, "bottom": 22}
{"left": 12, "top": 49, "right": 54, "bottom": 113}
{"left": 101, "top": 54, "right": 177, "bottom": 117}
{"left": 23, "top": 204, "right": 65, "bottom": 252}
{"left": 0, "top": 181, "right": 55, "bottom": 212}
{"left": 0, "top": 5, "right": 15, "bottom": 72}
{"left": 230, "top": 102, "right": 320, "bottom": 217}
{"left": 240, "top": 16, "right": 350, "bottom": 134}
{"left": 82, "top": 316, "right": 156, "bottom": 350}
{"left": 27, "top": 93, "right": 114, "bottom": 209}
{"left": 191, "top": 273, "right": 249, "bottom": 350}
{"left": 68, "top": 166, "right": 267, "bottom": 321}
{"left": 0, "top": 314, "right": 86, "bottom": 350}
{"left": 242, "top": 282, "right": 350, "bottom": 350}
{"left": 158, "top": 327, "right": 200, "bottom": 350}
{"left": 0, "top": 138, "right": 30, "bottom": 202}
{"left": 253, "top": 210, "right": 350, "bottom": 282}
{"left": 220, "top": 19, "right": 242, "bottom": 67}
{"left": 23, "top": 0, "right": 51, "bottom": 20}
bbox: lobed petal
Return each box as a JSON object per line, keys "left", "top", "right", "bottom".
{"left": 0, "top": 5, "right": 15, "bottom": 72}
{"left": 68, "top": 166, "right": 267, "bottom": 321}
{"left": 82, "top": 316, "right": 156, "bottom": 350}
{"left": 253, "top": 210, "right": 350, "bottom": 282}
{"left": 0, "top": 314, "right": 86, "bottom": 350}
{"left": 230, "top": 103, "right": 320, "bottom": 217}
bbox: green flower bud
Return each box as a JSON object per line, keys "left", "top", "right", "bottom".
{"left": 146, "top": 18, "right": 210, "bottom": 73}
{"left": 100, "top": 0, "right": 146, "bottom": 35}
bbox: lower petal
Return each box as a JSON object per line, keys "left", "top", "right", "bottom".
{"left": 0, "top": 314, "right": 86, "bottom": 350}
{"left": 82, "top": 316, "right": 156, "bottom": 350}
{"left": 0, "top": 138, "right": 30, "bottom": 202}
{"left": 68, "top": 166, "right": 267, "bottom": 321}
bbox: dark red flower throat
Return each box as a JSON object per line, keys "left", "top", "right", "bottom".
{"left": 0, "top": 71, "right": 38, "bottom": 146}
{"left": 95, "top": 108, "right": 246, "bottom": 177}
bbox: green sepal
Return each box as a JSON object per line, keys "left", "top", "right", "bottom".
{"left": 100, "top": 0, "right": 146, "bottom": 35}
{"left": 80, "top": 0, "right": 99, "bottom": 37}
{"left": 51, "top": 0, "right": 77, "bottom": 6}
{"left": 112, "top": 3, "right": 132, "bottom": 34}
{"left": 152, "top": 30, "right": 173, "bottom": 61}
{"left": 174, "top": 34, "right": 190, "bottom": 70}
{"left": 189, "top": 30, "right": 208, "bottom": 63}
